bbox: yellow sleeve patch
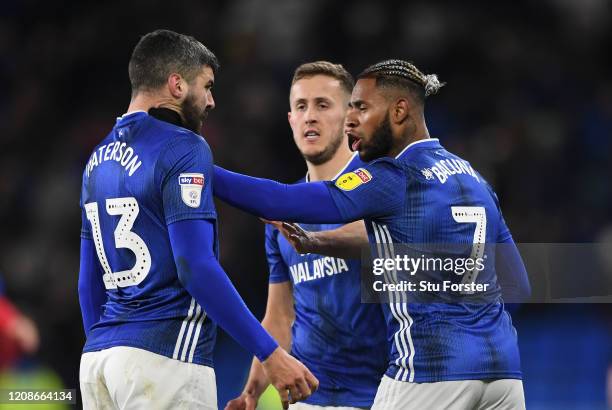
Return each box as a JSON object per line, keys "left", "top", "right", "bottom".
{"left": 334, "top": 168, "right": 372, "bottom": 191}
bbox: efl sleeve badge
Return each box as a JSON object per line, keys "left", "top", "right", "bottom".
{"left": 178, "top": 173, "right": 205, "bottom": 208}
{"left": 334, "top": 168, "right": 372, "bottom": 191}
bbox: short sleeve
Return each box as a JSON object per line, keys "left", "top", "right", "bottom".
{"left": 265, "top": 224, "right": 291, "bottom": 284}
{"left": 160, "top": 136, "right": 216, "bottom": 225}
{"left": 325, "top": 158, "right": 406, "bottom": 221}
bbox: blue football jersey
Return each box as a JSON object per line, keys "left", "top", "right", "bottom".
{"left": 266, "top": 153, "right": 388, "bottom": 407}
{"left": 327, "top": 138, "right": 522, "bottom": 383}
{"left": 80, "top": 111, "right": 217, "bottom": 367}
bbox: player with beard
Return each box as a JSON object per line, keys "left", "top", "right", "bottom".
{"left": 212, "top": 59, "right": 530, "bottom": 409}
{"left": 78, "top": 30, "right": 317, "bottom": 409}
{"left": 226, "top": 62, "right": 387, "bottom": 410}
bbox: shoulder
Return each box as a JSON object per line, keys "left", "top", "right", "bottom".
{"left": 369, "top": 156, "right": 402, "bottom": 168}
{"left": 362, "top": 156, "right": 405, "bottom": 179}
{"left": 331, "top": 157, "right": 404, "bottom": 193}
{"left": 159, "top": 131, "right": 212, "bottom": 166}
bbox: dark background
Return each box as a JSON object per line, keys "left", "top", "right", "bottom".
{"left": 0, "top": 1, "right": 611, "bottom": 409}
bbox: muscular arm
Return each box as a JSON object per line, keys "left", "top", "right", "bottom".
{"left": 241, "top": 282, "right": 295, "bottom": 400}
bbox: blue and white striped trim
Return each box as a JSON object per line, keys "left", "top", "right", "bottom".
{"left": 173, "top": 298, "right": 207, "bottom": 363}
{"left": 372, "top": 222, "right": 415, "bottom": 382}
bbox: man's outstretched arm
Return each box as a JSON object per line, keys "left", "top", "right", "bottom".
{"left": 213, "top": 163, "right": 405, "bottom": 224}
{"left": 213, "top": 166, "right": 344, "bottom": 223}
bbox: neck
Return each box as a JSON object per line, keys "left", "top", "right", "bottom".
{"left": 306, "top": 147, "right": 354, "bottom": 182}
{"left": 389, "top": 120, "right": 431, "bottom": 158}
{"left": 127, "top": 92, "right": 184, "bottom": 120}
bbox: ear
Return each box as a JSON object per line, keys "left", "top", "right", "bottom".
{"left": 287, "top": 111, "right": 292, "bottom": 125}
{"left": 167, "top": 73, "right": 186, "bottom": 99}
{"left": 391, "top": 98, "right": 410, "bottom": 124}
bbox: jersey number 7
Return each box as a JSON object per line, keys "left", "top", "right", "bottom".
{"left": 451, "top": 206, "right": 486, "bottom": 293}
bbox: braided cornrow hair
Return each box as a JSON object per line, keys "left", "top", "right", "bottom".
{"left": 358, "top": 59, "right": 444, "bottom": 101}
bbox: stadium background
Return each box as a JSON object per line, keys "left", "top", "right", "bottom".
{"left": 0, "top": 1, "right": 610, "bottom": 409}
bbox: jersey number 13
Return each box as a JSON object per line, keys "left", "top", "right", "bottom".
{"left": 85, "top": 197, "right": 151, "bottom": 290}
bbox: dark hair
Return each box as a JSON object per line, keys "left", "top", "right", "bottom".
{"left": 291, "top": 61, "right": 354, "bottom": 95}
{"left": 357, "top": 59, "right": 444, "bottom": 105}
{"left": 128, "top": 29, "right": 219, "bottom": 94}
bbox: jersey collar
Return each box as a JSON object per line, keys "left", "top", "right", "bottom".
{"left": 395, "top": 138, "right": 441, "bottom": 159}
{"left": 305, "top": 152, "right": 359, "bottom": 182}
{"left": 116, "top": 110, "right": 147, "bottom": 124}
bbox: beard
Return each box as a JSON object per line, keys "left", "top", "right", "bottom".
{"left": 302, "top": 130, "right": 344, "bottom": 166}
{"left": 359, "top": 113, "right": 394, "bottom": 162}
{"left": 181, "top": 93, "right": 209, "bottom": 134}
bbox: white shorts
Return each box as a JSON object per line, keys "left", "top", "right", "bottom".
{"left": 80, "top": 346, "right": 217, "bottom": 410}
{"left": 372, "top": 375, "right": 525, "bottom": 410}
{"left": 290, "top": 403, "right": 365, "bottom": 410}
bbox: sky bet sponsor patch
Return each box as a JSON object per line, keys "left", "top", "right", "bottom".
{"left": 178, "top": 173, "right": 204, "bottom": 208}
{"left": 335, "top": 168, "right": 372, "bottom": 191}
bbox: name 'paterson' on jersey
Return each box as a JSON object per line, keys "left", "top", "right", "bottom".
{"left": 424, "top": 158, "right": 480, "bottom": 184}
{"left": 86, "top": 141, "right": 142, "bottom": 177}
{"left": 289, "top": 256, "right": 349, "bottom": 285}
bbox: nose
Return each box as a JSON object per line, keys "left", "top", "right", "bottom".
{"left": 345, "top": 108, "right": 358, "bottom": 129}
{"left": 304, "top": 106, "right": 317, "bottom": 124}
{"left": 207, "top": 91, "right": 216, "bottom": 110}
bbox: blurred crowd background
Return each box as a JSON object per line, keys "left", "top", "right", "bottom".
{"left": 0, "top": 0, "right": 611, "bottom": 409}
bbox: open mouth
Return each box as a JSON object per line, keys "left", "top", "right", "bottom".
{"left": 304, "top": 129, "right": 320, "bottom": 142}
{"left": 347, "top": 132, "right": 361, "bottom": 151}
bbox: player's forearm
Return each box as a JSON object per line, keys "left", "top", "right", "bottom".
{"left": 213, "top": 166, "right": 346, "bottom": 223}
{"left": 242, "top": 357, "right": 269, "bottom": 399}
{"left": 261, "top": 315, "right": 293, "bottom": 352}
{"left": 169, "top": 220, "right": 278, "bottom": 362}
{"left": 78, "top": 237, "right": 106, "bottom": 335}
{"left": 308, "top": 221, "right": 368, "bottom": 259}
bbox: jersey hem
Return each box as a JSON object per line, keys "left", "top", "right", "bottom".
{"left": 268, "top": 276, "right": 290, "bottom": 284}
{"left": 83, "top": 339, "right": 214, "bottom": 368}
{"left": 385, "top": 366, "right": 522, "bottom": 382}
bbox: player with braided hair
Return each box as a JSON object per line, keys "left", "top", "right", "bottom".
{"left": 213, "top": 59, "right": 529, "bottom": 409}
{"left": 358, "top": 58, "right": 444, "bottom": 99}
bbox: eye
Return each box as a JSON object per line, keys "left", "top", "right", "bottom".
{"left": 359, "top": 104, "right": 367, "bottom": 112}
{"left": 296, "top": 104, "right": 306, "bottom": 111}
{"left": 318, "top": 102, "right": 329, "bottom": 110}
